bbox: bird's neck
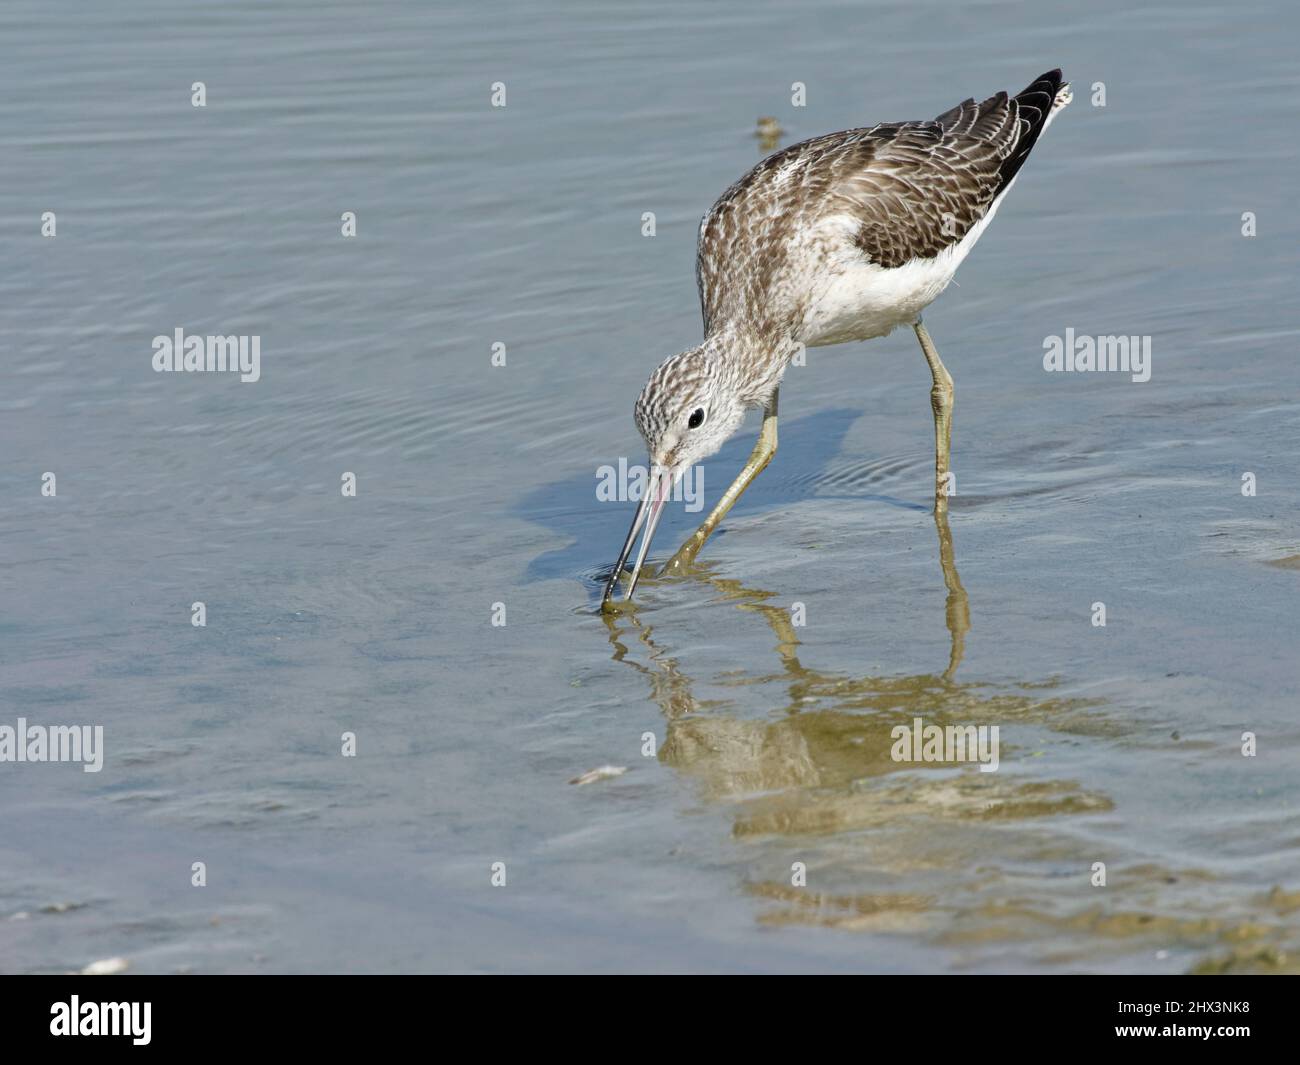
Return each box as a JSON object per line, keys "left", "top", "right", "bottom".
{"left": 702, "top": 326, "right": 794, "bottom": 408}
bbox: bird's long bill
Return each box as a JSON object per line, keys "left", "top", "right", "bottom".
{"left": 601, "top": 463, "right": 673, "bottom": 607}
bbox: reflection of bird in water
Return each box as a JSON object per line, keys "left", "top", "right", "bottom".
{"left": 601, "top": 504, "right": 1111, "bottom": 798}
{"left": 598, "top": 525, "right": 1285, "bottom": 969}
{"left": 754, "top": 116, "right": 784, "bottom": 152}
{"left": 601, "top": 505, "right": 1106, "bottom": 807}
{"left": 601, "top": 509, "right": 1115, "bottom": 937}
{"left": 603, "top": 70, "right": 1072, "bottom": 606}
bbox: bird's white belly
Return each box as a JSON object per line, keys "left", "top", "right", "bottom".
{"left": 800, "top": 253, "right": 958, "bottom": 346}
{"left": 796, "top": 190, "right": 1010, "bottom": 348}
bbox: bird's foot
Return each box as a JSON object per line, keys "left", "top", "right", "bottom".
{"left": 660, "top": 537, "right": 706, "bottom": 577}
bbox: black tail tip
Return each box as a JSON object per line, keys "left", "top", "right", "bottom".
{"left": 1018, "top": 68, "right": 1066, "bottom": 102}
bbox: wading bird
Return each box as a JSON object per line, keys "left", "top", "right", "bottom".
{"left": 602, "top": 70, "right": 1071, "bottom": 608}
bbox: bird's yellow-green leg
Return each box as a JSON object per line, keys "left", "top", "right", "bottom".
{"left": 662, "top": 389, "right": 779, "bottom": 575}
{"left": 914, "top": 320, "right": 954, "bottom": 513}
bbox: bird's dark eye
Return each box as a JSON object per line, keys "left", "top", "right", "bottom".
{"left": 688, "top": 407, "right": 706, "bottom": 429}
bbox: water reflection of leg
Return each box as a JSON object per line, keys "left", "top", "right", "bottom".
{"left": 934, "top": 506, "right": 969, "bottom": 682}
{"left": 607, "top": 517, "right": 968, "bottom": 701}
{"left": 601, "top": 610, "right": 697, "bottom": 720}
{"left": 716, "top": 518, "right": 967, "bottom": 686}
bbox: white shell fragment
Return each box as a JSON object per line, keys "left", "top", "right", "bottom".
{"left": 568, "top": 765, "right": 628, "bottom": 786}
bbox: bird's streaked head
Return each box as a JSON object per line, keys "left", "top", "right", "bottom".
{"left": 602, "top": 345, "right": 748, "bottom": 608}
{"left": 634, "top": 346, "right": 747, "bottom": 473}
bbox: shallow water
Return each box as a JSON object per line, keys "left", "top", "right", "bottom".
{"left": 2, "top": 0, "right": 1298, "bottom": 973}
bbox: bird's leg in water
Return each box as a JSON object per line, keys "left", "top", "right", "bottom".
{"left": 914, "top": 319, "right": 954, "bottom": 512}
{"left": 662, "top": 389, "right": 779, "bottom": 574}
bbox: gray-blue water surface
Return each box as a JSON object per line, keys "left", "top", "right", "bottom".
{"left": 2, "top": 0, "right": 1297, "bottom": 973}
